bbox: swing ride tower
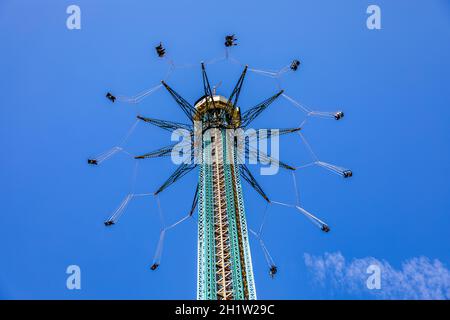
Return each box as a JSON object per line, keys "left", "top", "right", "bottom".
{"left": 93, "top": 37, "right": 353, "bottom": 301}
{"left": 195, "top": 95, "right": 256, "bottom": 300}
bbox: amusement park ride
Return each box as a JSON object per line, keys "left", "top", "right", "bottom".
{"left": 89, "top": 35, "right": 352, "bottom": 300}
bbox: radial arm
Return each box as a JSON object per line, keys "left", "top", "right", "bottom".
{"left": 240, "top": 90, "right": 284, "bottom": 127}
{"left": 137, "top": 115, "right": 192, "bottom": 132}
{"left": 161, "top": 81, "right": 197, "bottom": 122}
{"left": 134, "top": 143, "right": 180, "bottom": 159}
{"left": 239, "top": 164, "right": 270, "bottom": 203}
{"left": 201, "top": 63, "right": 217, "bottom": 109}
{"left": 189, "top": 183, "right": 199, "bottom": 216}
{"left": 247, "top": 127, "right": 302, "bottom": 141}
{"left": 226, "top": 65, "right": 248, "bottom": 115}
{"left": 245, "top": 145, "right": 296, "bottom": 171}
{"left": 154, "top": 163, "right": 197, "bottom": 195}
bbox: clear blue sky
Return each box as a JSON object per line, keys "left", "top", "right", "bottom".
{"left": 1, "top": 0, "right": 449, "bottom": 299}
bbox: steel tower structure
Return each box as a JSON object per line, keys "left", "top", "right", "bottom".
{"left": 195, "top": 95, "right": 256, "bottom": 300}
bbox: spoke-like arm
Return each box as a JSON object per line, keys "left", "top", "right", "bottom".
{"left": 134, "top": 143, "right": 180, "bottom": 159}
{"left": 201, "top": 63, "right": 217, "bottom": 110}
{"left": 154, "top": 163, "right": 197, "bottom": 195}
{"left": 267, "top": 127, "right": 301, "bottom": 137}
{"left": 245, "top": 145, "right": 296, "bottom": 171}
{"left": 189, "top": 183, "right": 199, "bottom": 216}
{"left": 161, "top": 81, "right": 196, "bottom": 122}
{"left": 137, "top": 115, "right": 192, "bottom": 132}
{"left": 241, "top": 90, "right": 284, "bottom": 127}
{"left": 226, "top": 65, "right": 248, "bottom": 113}
{"left": 239, "top": 164, "right": 270, "bottom": 203}
{"left": 247, "top": 127, "right": 302, "bottom": 141}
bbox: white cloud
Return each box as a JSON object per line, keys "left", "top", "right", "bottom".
{"left": 304, "top": 252, "right": 450, "bottom": 300}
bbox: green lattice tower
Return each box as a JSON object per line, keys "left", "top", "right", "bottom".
{"left": 196, "top": 96, "right": 257, "bottom": 300}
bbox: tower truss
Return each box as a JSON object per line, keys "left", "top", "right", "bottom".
{"left": 196, "top": 102, "right": 256, "bottom": 300}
